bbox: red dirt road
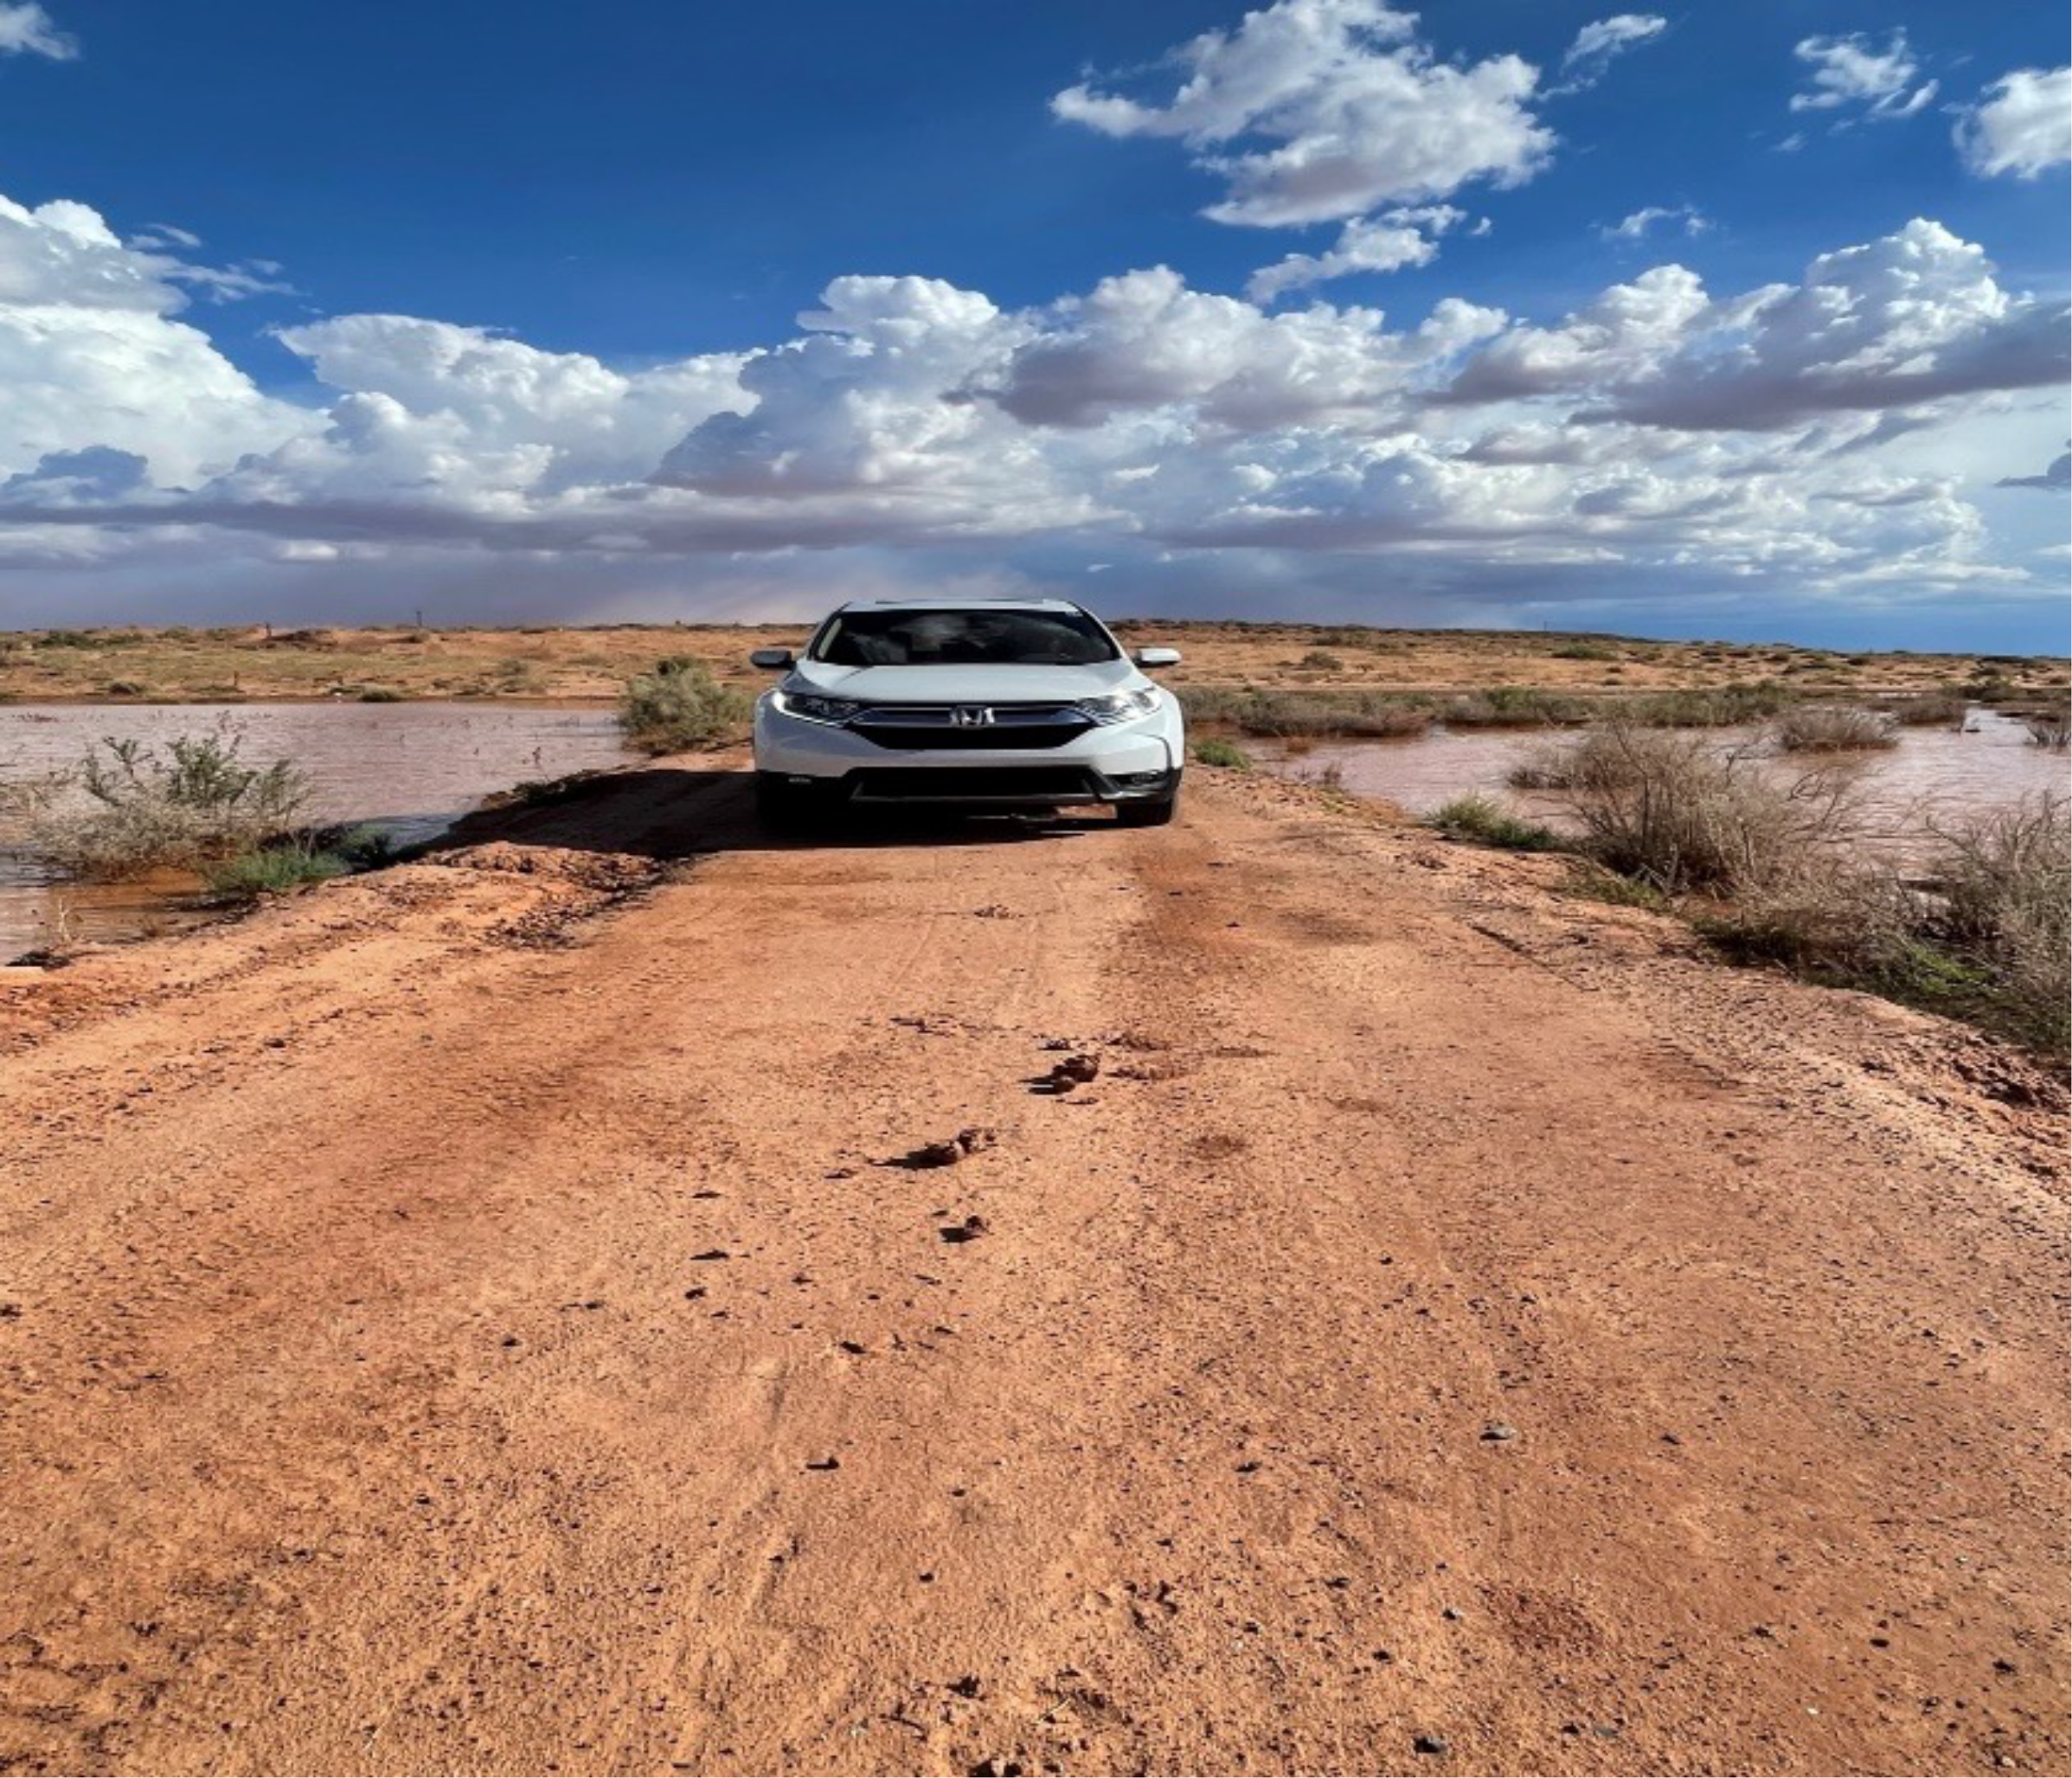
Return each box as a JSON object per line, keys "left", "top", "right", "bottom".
{"left": 0, "top": 761, "right": 2065, "bottom": 1775}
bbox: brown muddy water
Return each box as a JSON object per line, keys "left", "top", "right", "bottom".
{"left": 1256, "top": 705, "right": 2069, "bottom": 842}
{"left": 0, "top": 702, "right": 630, "bottom": 960}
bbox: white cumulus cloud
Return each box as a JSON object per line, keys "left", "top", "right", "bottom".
{"left": 0, "top": 188, "right": 2061, "bottom": 622}
{"left": 1445, "top": 219, "right": 2068, "bottom": 431}
{"left": 1050, "top": 0, "right": 1554, "bottom": 227}
{"left": 1956, "top": 67, "right": 2072, "bottom": 177}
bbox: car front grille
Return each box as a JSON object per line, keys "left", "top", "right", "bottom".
{"left": 847, "top": 703, "right": 1092, "bottom": 751}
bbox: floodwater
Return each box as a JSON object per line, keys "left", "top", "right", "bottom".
{"left": 0, "top": 702, "right": 630, "bottom": 960}
{"left": 1255, "top": 705, "right": 2069, "bottom": 841}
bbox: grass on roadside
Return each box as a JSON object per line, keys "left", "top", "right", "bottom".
{"left": 1191, "top": 736, "right": 1254, "bottom": 770}
{"left": 1416, "top": 722, "right": 2069, "bottom": 1060}
{"left": 1425, "top": 793, "right": 1562, "bottom": 852}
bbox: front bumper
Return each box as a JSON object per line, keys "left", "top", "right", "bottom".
{"left": 754, "top": 699, "right": 1180, "bottom": 806}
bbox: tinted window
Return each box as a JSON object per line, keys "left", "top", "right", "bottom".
{"left": 812, "top": 608, "right": 1119, "bottom": 667}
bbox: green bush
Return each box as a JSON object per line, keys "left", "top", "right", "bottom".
{"left": 1425, "top": 793, "right": 1562, "bottom": 852}
{"left": 203, "top": 841, "right": 350, "bottom": 899}
{"left": 619, "top": 656, "right": 752, "bottom": 754}
{"left": 1191, "top": 737, "right": 1254, "bottom": 770}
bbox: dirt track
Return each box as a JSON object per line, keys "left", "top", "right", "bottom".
{"left": 1, "top": 759, "right": 2065, "bottom": 1776}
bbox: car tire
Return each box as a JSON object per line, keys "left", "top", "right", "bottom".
{"left": 1114, "top": 780, "right": 1180, "bottom": 828}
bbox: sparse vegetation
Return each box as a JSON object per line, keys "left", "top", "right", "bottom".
{"left": 1177, "top": 686, "right": 1432, "bottom": 738}
{"left": 1403, "top": 722, "right": 2069, "bottom": 1056}
{"left": 1440, "top": 688, "right": 1597, "bottom": 728}
{"left": 1191, "top": 736, "right": 1254, "bottom": 770}
{"left": 1771, "top": 706, "right": 1898, "bottom": 752}
{"left": 1563, "top": 862, "right": 1671, "bottom": 911}
{"left": 1507, "top": 728, "right": 1650, "bottom": 793}
{"left": 1883, "top": 691, "right": 1967, "bottom": 727}
{"left": 1425, "top": 793, "right": 1562, "bottom": 852}
{"left": 619, "top": 657, "right": 753, "bottom": 754}
{"left": 1549, "top": 642, "right": 1618, "bottom": 662}
{"left": 1552, "top": 727, "right": 1864, "bottom": 896}
{"left": 202, "top": 839, "right": 350, "bottom": 899}
{"left": 1928, "top": 796, "right": 2070, "bottom": 1052}
{"left": 2025, "top": 715, "right": 2069, "bottom": 749}
{"left": 7, "top": 723, "right": 310, "bottom": 879}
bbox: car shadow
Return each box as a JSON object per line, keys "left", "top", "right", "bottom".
{"left": 419, "top": 764, "right": 1116, "bottom": 864}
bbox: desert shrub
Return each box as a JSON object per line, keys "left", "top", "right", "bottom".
{"left": 1702, "top": 796, "right": 2069, "bottom": 1056}
{"left": 619, "top": 656, "right": 751, "bottom": 754}
{"left": 1426, "top": 793, "right": 1562, "bottom": 852}
{"left": 1507, "top": 728, "right": 1652, "bottom": 793}
{"left": 1966, "top": 672, "right": 2018, "bottom": 704}
{"left": 1549, "top": 642, "right": 1618, "bottom": 662}
{"left": 1557, "top": 726, "right": 1862, "bottom": 895}
{"left": 1771, "top": 706, "right": 1898, "bottom": 752}
{"left": 1928, "top": 796, "right": 2070, "bottom": 1052}
{"left": 10, "top": 722, "right": 310, "bottom": 879}
{"left": 1191, "top": 737, "right": 1254, "bottom": 770}
{"left": 39, "top": 629, "right": 138, "bottom": 650}
{"left": 1176, "top": 686, "right": 1431, "bottom": 739}
{"left": 1441, "top": 688, "right": 1595, "bottom": 728}
{"left": 357, "top": 685, "right": 405, "bottom": 703}
{"left": 2025, "top": 715, "right": 2069, "bottom": 749}
{"left": 1883, "top": 692, "right": 1967, "bottom": 728}
{"left": 1296, "top": 650, "right": 1344, "bottom": 672}
{"left": 103, "top": 679, "right": 147, "bottom": 696}
{"left": 1624, "top": 683, "right": 1794, "bottom": 727}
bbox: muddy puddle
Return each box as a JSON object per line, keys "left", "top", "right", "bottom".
{"left": 0, "top": 702, "right": 630, "bottom": 959}
{"left": 1254, "top": 706, "right": 2069, "bottom": 850}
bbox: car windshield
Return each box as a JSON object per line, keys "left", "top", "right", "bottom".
{"left": 811, "top": 607, "right": 1119, "bottom": 668}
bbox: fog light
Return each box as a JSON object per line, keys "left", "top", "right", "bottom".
{"left": 1113, "top": 769, "right": 1167, "bottom": 787}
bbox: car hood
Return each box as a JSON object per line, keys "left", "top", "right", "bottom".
{"left": 784, "top": 659, "right": 1141, "bottom": 705}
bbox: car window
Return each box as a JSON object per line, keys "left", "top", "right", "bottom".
{"left": 812, "top": 608, "right": 1118, "bottom": 667}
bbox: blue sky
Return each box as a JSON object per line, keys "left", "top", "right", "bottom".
{"left": 0, "top": 0, "right": 2065, "bottom": 647}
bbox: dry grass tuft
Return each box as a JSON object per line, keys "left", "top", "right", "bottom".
{"left": 1771, "top": 706, "right": 1898, "bottom": 752}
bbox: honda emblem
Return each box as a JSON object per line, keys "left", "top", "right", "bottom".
{"left": 952, "top": 705, "right": 993, "bottom": 728}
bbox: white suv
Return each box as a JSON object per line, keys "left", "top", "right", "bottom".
{"left": 749, "top": 598, "right": 1184, "bottom": 829}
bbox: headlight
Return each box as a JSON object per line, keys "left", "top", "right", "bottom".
{"left": 1076, "top": 688, "right": 1162, "bottom": 725}
{"left": 772, "top": 688, "right": 864, "bottom": 725}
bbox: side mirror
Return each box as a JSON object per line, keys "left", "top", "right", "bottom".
{"left": 1134, "top": 646, "right": 1182, "bottom": 668}
{"left": 749, "top": 647, "right": 794, "bottom": 670}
